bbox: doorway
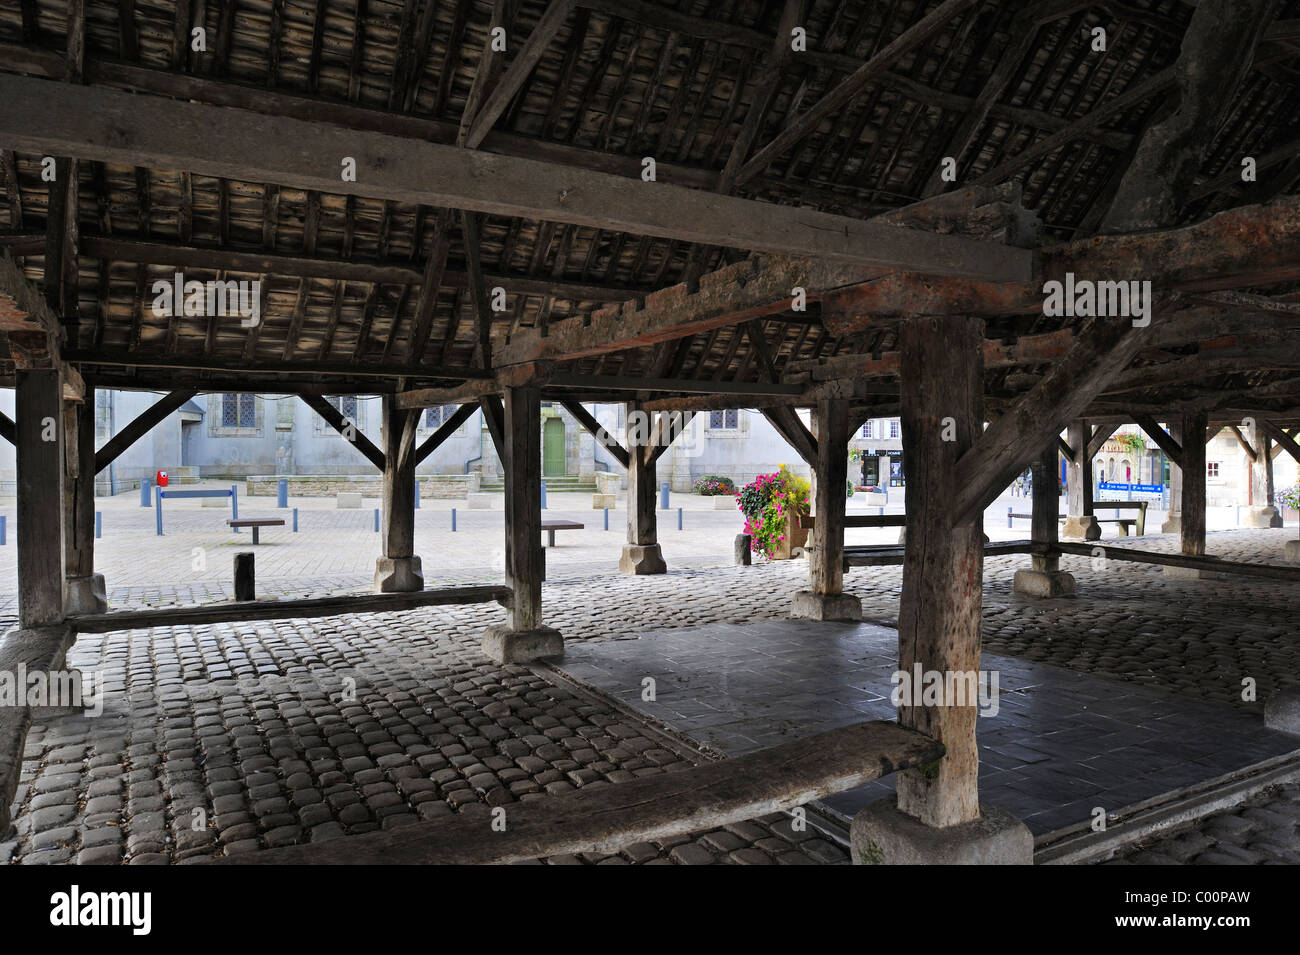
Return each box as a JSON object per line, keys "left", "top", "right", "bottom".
{"left": 543, "top": 417, "right": 566, "bottom": 476}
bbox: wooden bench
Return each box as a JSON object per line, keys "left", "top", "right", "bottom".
{"left": 843, "top": 539, "right": 1036, "bottom": 569}
{"left": 540, "top": 519, "right": 584, "bottom": 547}
{"left": 227, "top": 518, "right": 285, "bottom": 544}
{"left": 1094, "top": 501, "right": 1148, "bottom": 536}
{"left": 798, "top": 513, "right": 907, "bottom": 529}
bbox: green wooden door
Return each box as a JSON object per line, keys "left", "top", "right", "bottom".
{"left": 543, "top": 417, "right": 566, "bottom": 476}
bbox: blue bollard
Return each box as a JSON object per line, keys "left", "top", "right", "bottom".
{"left": 1, "top": 515, "right": 6, "bottom": 545}
{"left": 541, "top": 482, "right": 547, "bottom": 510}
{"left": 1008, "top": 507, "right": 1013, "bottom": 528}
{"left": 293, "top": 507, "right": 299, "bottom": 532}
{"left": 95, "top": 511, "right": 102, "bottom": 539}
{"left": 415, "top": 481, "right": 421, "bottom": 508}
{"left": 374, "top": 508, "right": 380, "bottom": 532}
{"left": 603, "top": 508, "right": 609, "bottom": 531}
{"left": 659, "top": 482, "right": 670, "bottom": 510}
{"left": 452, "top": 508, "right": 457, "bottom": 532}
{"left": 677, "top": 506, "right": 683, "bottom": 530}
{"left": 277, "top": 478, "right": 288, "bottom": 508}
{"left": 140, "top": 477, "right": 152, "bottom": 507}
{"left": 155, "top": 486, "right": 163, "bottom": 536}
{"left": 231, "top": 484, "right": 240, "bottom": 532}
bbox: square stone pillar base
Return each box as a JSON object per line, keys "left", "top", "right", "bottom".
{"left": 481, "top": 624, "right": 563, "bottom": 663}
{"left": 620, "top": 543, "right": 667, "bottom": 575}
{"left": 1061, "top": 515, "right": 1101, "bottom": 541}
{"left": 1012, "top": 569, "right": 1076, "bottom": 597}
{"left": 1285, "top": 539, "right": 1300, "bottom": 562}
{"left": 790, "top": 590, "right": 862, "bottom": 621}
{"left": 851, "top": 797, "right": 1033, "bottom": 865}
{"left": 1265, "top": 687, "right": 1300, "bottom": 736}
{"left": 374, "top": 556, "right": 424, "bottom": 593}
{"left": 1161, "top": 515, "right": 1181, "bottom": 534}
{"left": 65, "top": 574, "right": 108, "bottom": 616}
{"left": 1244, "top": 506, "right": 1284, "bottom": 528}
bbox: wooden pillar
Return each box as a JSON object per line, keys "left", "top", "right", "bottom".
{"left": 482, "top": 385, "right": 561, "bottom": 661}
{"left": 16, "top": 369, "right": 67, "bottom": 627}
{"left": 1161, "top": 417, "right": 1183, "bottom": 534}
{"left": 1244, "top": 420, "right": 1282, "bottom": 527}
{"left": 1013, "top": 446, "right": 1075, "bottom": 596}
{"left": 1061, "top": 419, "right": 1099, "bottom": 540}
{"left": 1179, "top": 408, "right": 1208, "bottom": 559}
{"left": 64, "top": 384, "right": 107, "bottom": 613}
{"left": 895, "top": 315, "right": 982, "bottom": 828}
{"left": 792, "top": 398, "right": 861, "bottom": 620}
{"left": 374, "top": 394, "right": 423, "bottom": 592}
{"left": 620, "top": 400, "right": 667, "bottom": 574}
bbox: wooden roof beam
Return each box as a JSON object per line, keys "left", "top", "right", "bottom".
{"left": 1098, "top": 0, "right": 1280, "bottom": 233}
{"left": 0, "top": 75, "right": 1030, "bottom": 280}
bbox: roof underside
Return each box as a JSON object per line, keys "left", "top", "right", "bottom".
{"left": 1, "top": 0, "right": 1299, "bottom": 420}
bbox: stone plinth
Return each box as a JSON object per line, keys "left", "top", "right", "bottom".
{"left": 1012, "top": 569, "right": 1076, "bottom": 597}
{"left": 851, "top": 797, "right": 1033, "bottom": 865}
{"left": 374, "top": 556, "right": 423, "bottom": 592}
{"left": 1244, "top": 506, "right": 1284, "bottom": 528}
{"left": 1061, "top": 515, "right": 1101, "bottom": 541}
{"left": 65, "top": 574, "right": 108, "bottom": 615}
{"left": 790, "top": 590, "right": 862, "bottom": 621}
{"left": 482, "top": 625, "right": 563, "bottom": 663}
{"left": 620, "top": 543, "right": 667, "bottom": 574}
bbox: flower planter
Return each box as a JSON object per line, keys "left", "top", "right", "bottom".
{"left": 770, "top": 519, "right": 809, "bottom": 560}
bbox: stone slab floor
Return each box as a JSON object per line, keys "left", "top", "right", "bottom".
{"left": 2, "top": 526, "right": 1299, "bottom": 864}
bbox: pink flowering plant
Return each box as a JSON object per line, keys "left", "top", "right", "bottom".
{"left": 737, "top": 465, "right": 811, "bottom": 559}
{"left": 693, "top": 475, "right": 737, "bottom": 496}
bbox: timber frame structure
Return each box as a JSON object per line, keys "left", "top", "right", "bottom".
{"left": 2, "top": 0, "right": 1300, "bottom": 863}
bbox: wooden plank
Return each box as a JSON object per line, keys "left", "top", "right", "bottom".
{"left": 1261, "top": 420, "right": 1300, "bottom": 464}
{"left": 625, "top": 399, "right": 659, "bottom": 551}
{"left": 950, "top": 314, "right": 1160, "bottom": 526}
{"left": 77, "top": 235, "right": 642, "bottom": 303}
{"left": 0, "top": 75, "right": 1032, "bottom": 278}
{"left": 414, "top": 403, "right": 479, "bottom": 467}
{"left": 479, "top": 395, "right": 507, "bottom": 461}
{"left": 896, "top": 314, "right": 983, "bottom": 828}
{"left": 299, "top": 394, "right": 386, "bottom": 471}
{"left": 761, "top": 406, "right": 817, "bottom": 468}
{"left": 1087, "top": 421, "right": 1122, "bottom": 460}
{"left": 65, "top": 387, "right": 95, "bottom": 583}
{"left": 1065, "top": 420, "right": 1093, "bottom": 519}
{"left": 396, "top": 379, "right": 502, "bottom": 410}
{"left": 71, "top": 585, "right": 512, "bottom": 634}
{"left": 799, "top": 514, "right": 907, "bottom": 529}
{"left": 92, "top": 389, "right": 196, "bottom": 473}
{"left": 1132, "top": 413, "right": 1183, "bottom": 466}
{"left": 0, "top": 410, "right": 15, "bottom": 445}
{"left": 735, "top": 0, "right": 981, "bottom": 186}
{"left": 1051, "top": 542, "right": 1300, "bottom": 582}
{"left": 560, "top": 400, "right": 629, "bottom": 470}
{"left": 0, "top": 253, "right": 60, "bottom": 335}
{"left": 548, "top": 373, "right": 802, "bottom": 396}
{"left": 464, "top": 0, "right": 576, "bottom": 149}
{"left": 1099, "top": 0, "right": 1278, "bottom": 233}
{"left": 211, "top": 718, "right": 943, "bottom": 864}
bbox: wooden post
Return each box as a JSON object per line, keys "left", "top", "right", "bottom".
{"left": 16, "top": 369, "right": 66, "bottom": 627}
{"left": 1179, "top": 408, "right": 1208, "bottom": 559}
{"left": 1062, "top": 420, "right": 1100, "bottom": 540}
{"left": 1013, "top": 445, "right": 1075, "bottom": 596}
{"left": 482, "top": 385, "right": 561, "bottom": 661}
{"left": 895, "top": 315, "right": 982, "bottom": 828}
{"left": 792, "top": 398, "right": 861, "bottom": 620}
{"left": 1161, "top": 416, "right": 1183, "bottom": 534}
{"left": 64, "top": 383, "right": 107, "bottom": 613}
{"left": 234, "top": 552, "right": 255, "bottom": 601}
{"left": 1244, "top": 419, "right": 1283, "bottom": 527}
{"left": 620, "top": 400, "right": 667, "bottom": 574}
{"left": 374, "top": 394, "right": 423, "bottom": 592}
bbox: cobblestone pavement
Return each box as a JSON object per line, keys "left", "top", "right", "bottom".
{"left": 1110, "top": 783, "right": 1300, "bottom": 865}
{"left": 2, "top": 501, "right": 1298, "bottom": 863}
